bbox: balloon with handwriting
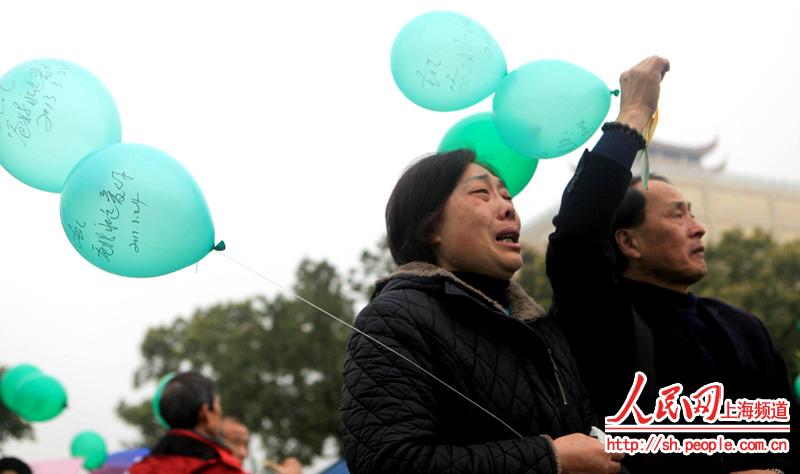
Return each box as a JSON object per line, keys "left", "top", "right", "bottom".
{"left": 70, "top": 431, "right": 107, "bottom": 469}
{"left": 12, "top": 373, "right": 67, "bottom": 422}
{"left": 60, "top": 143, "right": 220, "bottom": 277}
{"left": 0, "top": 59, "right": 121, "bottom": 192}
{"left": 391, "top": 11, "right": 506, "bottom": 111}
{"left": 439, "top": 112, "right": 538, "bottom": 197}
{"left": 1, "top": 364, "right": 41, "bottom": 411}
{"left": 493, "top": 59, "right": 612, "bottom": 158}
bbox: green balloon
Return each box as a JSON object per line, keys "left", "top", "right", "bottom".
{"left": 153, "top": 372, "right": 175, "bottom": 429}
{"left": 0, "top": 59, "right": 121, "bottom": 192}
{"left": 70, "top": 430, "right": 107, "bottom": 469}
{"left": 1, "top": 364, "right": 41, "bottom": 411}
{"left": 391, "top": 11, "right": 507, "bottom": 111}
{"left": 13, "top": 373, "right": 67, "bottom": 422}
{"left": 59, "top": 143, "right": 217, "bottom": 277}
{"left": 493, "top": 59, "right": 612, "bottom": 159}
{"left": 439, "top": 112, "right": 538, "bottom": 197}
{"left": 795, "top": 375, "right": 800, "bottom": 399}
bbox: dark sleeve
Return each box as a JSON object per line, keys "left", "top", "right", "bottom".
{"left": 340, "top": 293, "right": 561, "bottom": 474}
{"left": 546, "top": 130, "right": 640, "bottom": 313}
{"left": 545, "top": 131, "right": 642, "bottom": 418}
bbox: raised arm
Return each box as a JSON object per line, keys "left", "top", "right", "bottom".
{"left": 545, "top": 57, "right": 670, "bottom": 420}
{"left": 547, "top": 56, "right": 670, "bottom": 300}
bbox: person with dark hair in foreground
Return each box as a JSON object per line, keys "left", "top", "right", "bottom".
{"left": 130, "top": 371, "right": 246, "bottom": 474}
{"left": 0, "top": 457, "right": 31, "bottom": 474}
{"left": 337, "top": 61, "right": 690, "bottom": 471}
{"left": 547, "top": 56, "right": 796, "bottom": 473}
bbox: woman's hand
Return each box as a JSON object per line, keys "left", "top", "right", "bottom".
{"left": 553, "top": 433, "right": 623, "bottom": 474}
{"left": 616, "top": 56, "right": 670, "bottom": 133}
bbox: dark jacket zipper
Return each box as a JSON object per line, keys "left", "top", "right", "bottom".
{"left": 547, "top": 347, "right": 569, "bottom": 406}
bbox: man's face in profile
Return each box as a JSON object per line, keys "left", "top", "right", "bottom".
{"left": 630, "top": 180, "right": 708, "bottom": 287}
{"left": 221, "top": 417, "right": 250, "bottom": 463}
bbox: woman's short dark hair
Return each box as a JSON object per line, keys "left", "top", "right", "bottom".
{"left": 611, "top": 174, "right": 670, "bottom": 273}
{"left": 159, "top": 371, "right": 217, "bottom": 430}
{"left": 386, "top": 149, "right": 476, "bottom": 265}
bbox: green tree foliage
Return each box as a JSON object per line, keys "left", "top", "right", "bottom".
{"left": 0, "top": 367, "right": 34, "bottom": 447}
{"left": 515, "top": 245, "right": 552, "bottom": 311}
{"left": 347, "top": 237, "right": 395, "bottom": 300}
{"left": 118, "top": 259, "right": 353, "bottom": 463}
{"left": 116, "top": 398, "right": 163, "bottom": 448}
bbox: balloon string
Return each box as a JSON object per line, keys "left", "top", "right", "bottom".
{"left": 216, "top": 251, "right": 525, "bottom": 440}
{"left": 643, "top": 108, "right": 659, "bottom": 143}
{"left": 639, "top": 108, "right": 659, "bottom": 190}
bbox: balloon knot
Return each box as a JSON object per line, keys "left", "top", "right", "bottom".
{"left": 611, "top": 89, "right": 620, "bottom": 97}
{"left": 213, "top": 240, "right": 226, "bottom": 251}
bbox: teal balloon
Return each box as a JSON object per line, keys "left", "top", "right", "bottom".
{"left": 1, "top": 364, "right": 41, "bottom": 411}
{"left": 0, "top": 59, "right": 121, "bottom": 192}
{"left": 391, "top": 11, "right": 506, "bottom": 111}
{"left": 152, "top": 372, "right": 175, "bottom": 429}
{"left": 13, "top": 373, "right": 67, "bottom": 422}
{"left": 439, "top": 112, "right": 538, "bottom": 197}
{"left": 60, "top": 143, "right": 216, "bottom": 277}
{"left": 70, "top": 430, "right": 107, "bottom": 470}
{"left": 795, "top": 375, "right": 800, "bottom": 399}
{"left": 493, "top": 59, "right": 612, "bottom": 158}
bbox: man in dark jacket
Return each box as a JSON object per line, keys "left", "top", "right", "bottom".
{"left": 547, "top": 56, "right": 796, "bottom": 472}
{"left": 130, "top": 371, "right": 246, "bottom": 474}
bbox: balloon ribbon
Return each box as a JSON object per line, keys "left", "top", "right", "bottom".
{"left": 638, "top": 108, "right": 658, "bottom": 189}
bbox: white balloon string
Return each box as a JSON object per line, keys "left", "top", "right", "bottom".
{"left": 216, "top": 251, "right": 525, "bottom": 439}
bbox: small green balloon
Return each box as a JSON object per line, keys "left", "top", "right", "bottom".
{"left": 1, "top": 364, "right": 41, "bottom": 411}
{"left": 13, "top": 373, "right": 67, "bottom": 422}
{"left": 439, "top": 112, "right": 538, "bottom": 197}
{"left": 153, "top": 372, "right": 175, "bottom": 429}
{"left": 795, "top": 375, "right": 800, "bottom": 399}
{"left": 70, "top": 430, "right": 107, "bottom": 470}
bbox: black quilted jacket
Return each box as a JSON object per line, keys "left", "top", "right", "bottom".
{"left": 341, "top": 262, "right": 596, "bottom": 473}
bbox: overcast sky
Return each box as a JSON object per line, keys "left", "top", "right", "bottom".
{"left": 2, "top": 0, "right": 799, "bottom": 468}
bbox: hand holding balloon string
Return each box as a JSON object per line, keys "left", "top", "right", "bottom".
{"left": 615, "top": 56, "right": 669, "bottom": 189}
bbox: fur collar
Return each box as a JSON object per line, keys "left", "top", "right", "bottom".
{"left": 376, "top": 261, "right": 546, "bottom": 322}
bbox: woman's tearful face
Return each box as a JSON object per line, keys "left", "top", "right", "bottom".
{"left": 432, "top": 163, "right": 522, "bottom": 280}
